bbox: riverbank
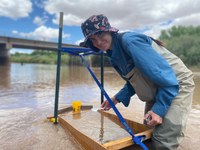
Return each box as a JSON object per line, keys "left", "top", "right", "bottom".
{"left": 10, "top": 50, "right": 110, "bottom": 67}
{"left": 10, "top": 50, "right": 199, "bottom": 68}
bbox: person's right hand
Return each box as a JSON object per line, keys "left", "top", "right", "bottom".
{"left": 101, "top": 97, "right": 119, "bottom": 111}
{"left": 144, "top": 110, "right": 163, "bottom": 127}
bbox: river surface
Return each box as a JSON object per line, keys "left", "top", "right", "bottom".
{"left": 0, "top": 63, "right": 200, "bottom": 150}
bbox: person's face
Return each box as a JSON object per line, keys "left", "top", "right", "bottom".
{"left": 89, "top": 32, "right": 112, "bottom": 51}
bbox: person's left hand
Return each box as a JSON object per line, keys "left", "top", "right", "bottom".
{"left": 144, "top": 111, "right": 163, "bottom": 127}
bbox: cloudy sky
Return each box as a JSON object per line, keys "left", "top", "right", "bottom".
{"left": 1, "top": 0, "right": 200, "bottom": 53}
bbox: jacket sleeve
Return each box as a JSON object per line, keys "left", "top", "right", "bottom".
{"left": 115, "top": 82, "right": 135, "bottom": 107}
{"left": 109, "top": 59, "right": 136, "bottom": 106}
{"left": 122, "top": 33, "right": 179, "bottom": 117}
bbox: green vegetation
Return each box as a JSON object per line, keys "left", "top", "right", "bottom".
{"left": 159, "top": 26, "right": 200, "bottom": 67}
{"left": 11, "top": 50, "right": 108, "bottom": 66}
{"left": 11, "top": 26, "right": 200, "bottom": 67}
{"left": 11, "top": 51, "right": 57, "bottom": 64}
{"left": 11, "top": 50, "right": 82, "bottom": 65}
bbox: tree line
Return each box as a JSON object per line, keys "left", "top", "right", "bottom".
{"left": 159, "top": 26, "right": 200, "bottom": 67}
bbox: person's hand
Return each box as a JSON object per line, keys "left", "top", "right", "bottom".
{"left": 101, "top": 97, "right": 118, "bottom": 111}
{"left": 144, "top": 111, "right": 163, "bottom": 127}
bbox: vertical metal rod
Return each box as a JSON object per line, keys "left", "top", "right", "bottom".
{"left": 54, "top": 12, "right": 63, "bottom": 124}
{"left": 100, "top": 51, "right": 104, "bottom": 104}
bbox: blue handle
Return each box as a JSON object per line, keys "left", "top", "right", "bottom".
{"left": 79, "top": 54, "right": 148, "bottom": 150}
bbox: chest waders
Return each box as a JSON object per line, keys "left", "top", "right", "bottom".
{"left": 122, "top": 67, "right": 158, "bottom": 118}
{"left": 121, "top": 40, "right": 194, "bottom": 150}
{"left": 152, "top": 41, "right": 194, "bottom": 149}
{"left": 122, "top": 67, "right": 157, "bottom": 102}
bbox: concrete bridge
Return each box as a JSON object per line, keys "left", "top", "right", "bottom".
{"left": 0, "top": 36, "right": 79, "bottom": 63}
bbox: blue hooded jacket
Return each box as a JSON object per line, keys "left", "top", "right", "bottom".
{"left": 107, "top": 32, "right": 179, "bottom": 117}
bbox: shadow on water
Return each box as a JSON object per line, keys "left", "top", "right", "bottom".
{"left": 0, "top": 58, "right": 11, "bottom": 88}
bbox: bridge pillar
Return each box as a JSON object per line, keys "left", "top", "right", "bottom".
{"left": 0, "top": 43, "right": 12, "bottom": 65}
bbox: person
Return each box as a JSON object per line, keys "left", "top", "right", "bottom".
{"left": 80, "top": 14, "right": 195, "bottom": 150}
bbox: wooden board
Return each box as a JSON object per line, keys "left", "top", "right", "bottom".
{"left": 57, "top": 106, "right": 152, "bottom": 150}
{"left": 99, "top": 111, "right": 152, "bottom": 150}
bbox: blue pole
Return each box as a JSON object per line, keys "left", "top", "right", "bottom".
{"left": 79, "top": 54, "right": 148, "bottom": 149}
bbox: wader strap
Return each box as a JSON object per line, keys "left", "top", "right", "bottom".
{"left": 79, "top": 53, "right": 148, "bottom": 150}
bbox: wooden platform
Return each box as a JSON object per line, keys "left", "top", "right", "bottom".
{"left": 56, "top": 105, "right": 152, "bottom": 150}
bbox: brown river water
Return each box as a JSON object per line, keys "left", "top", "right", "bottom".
{"left": 0, "top": 63, "right": 200, "bottom": 150}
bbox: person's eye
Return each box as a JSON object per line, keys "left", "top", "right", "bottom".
{"left": 99, "top": 32, "right": 105, "bottom": 37}
{"left": 95, "top": 32, "right": 103, "bottom": 38}
{"left": 95, "top": 34, "right": 103, "bottom": 39}
{"left": 99, "top": 34, "right": 103, "bottom": 38}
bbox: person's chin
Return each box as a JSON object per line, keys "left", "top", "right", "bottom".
{"left": 101, "top": 46, "right": 109, "bottom": 51}
{"left": 101, "top": 48, "right": 109, "bottom": 51}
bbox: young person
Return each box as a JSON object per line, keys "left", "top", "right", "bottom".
{"left": 80, "top": 14, "right": 195, "bottom": 150}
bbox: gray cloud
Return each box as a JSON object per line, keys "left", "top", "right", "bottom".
{"left": 43, "top": 0, "right": 200, "bottom": 30}
{"left": 2, "top": 0, "right": 200, "bottom": 42}
{"left": 1, "top": 0, "right": 200, "bottom": 30}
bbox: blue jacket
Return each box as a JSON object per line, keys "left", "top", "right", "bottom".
{"left": 107, "top": 32, "right": 179, "bottom": 117}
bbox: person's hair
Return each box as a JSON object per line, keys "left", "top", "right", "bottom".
{"left": 150, "top": 37, "right": 165, "bottom": 47}
{"left": 93, "top": 31, "right": 111, "bottom": 37}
